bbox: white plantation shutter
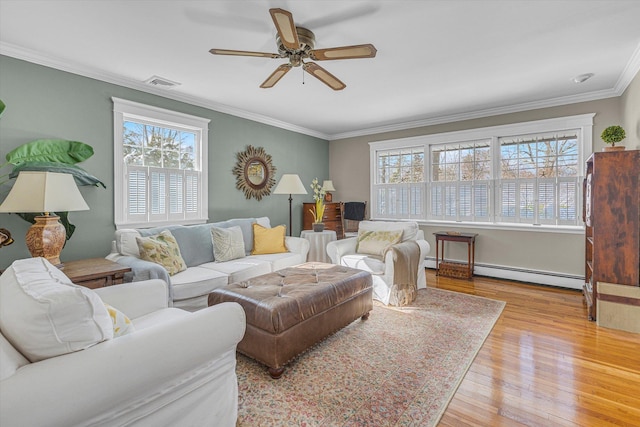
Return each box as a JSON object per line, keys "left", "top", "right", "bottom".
{"left": 370, "top": 114, "right": 591, "bottom": 227}
{"left": 474, "top": 182, "right": 490, "bottom": 219}
{"left": 169, "top": 172, "right": 183, "bottom": 216}
{"left": 127, "top": 167, "right": 147, "bottom": 223}
{"left": 558, "top": 178, "right": 578, "bottom": 224}
{"left": 185, "top": 171, "right": 199, "bottom": 215}
{"left": 113, "top": 98, "right": 209, "bottom": 228}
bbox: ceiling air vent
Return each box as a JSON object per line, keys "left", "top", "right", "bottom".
{"left": 144, "top": 75, "right": 180, "bottom": 89}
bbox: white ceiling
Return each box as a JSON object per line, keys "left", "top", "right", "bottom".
{"left": 1, "top": 0, "right": 640, "bottom": 140}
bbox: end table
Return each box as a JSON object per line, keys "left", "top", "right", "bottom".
{"left": 300, "top": 230, "right": 337, "bottom": 263}
{"left": 62, "top": 258, "right": 131, "bottom": 289}
{"left": 433, "top": 231, "right": 478, "bottom": 279}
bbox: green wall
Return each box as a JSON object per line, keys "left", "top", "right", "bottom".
{"left": 0, "top": 55, "right": 329, "bottom": 269}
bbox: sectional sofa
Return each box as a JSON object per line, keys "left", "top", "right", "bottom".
{"left": 106, "top": 217, "right": 309, "bottom": 311}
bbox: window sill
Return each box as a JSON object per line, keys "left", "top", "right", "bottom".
{"left": 115, "top": 218, "right": 208, "bottom": 230}
{"left": 415, "top": 219, "right": 584, "bottom": 235}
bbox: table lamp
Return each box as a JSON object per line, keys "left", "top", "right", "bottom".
{"left": 273, "top": 174, "right": 307, "bottom": 236}
{"left": 322, "top": 180, "right": 336, "bottom": 202}
{"left": 0, "top": 171, "right": 89, "bottom": 267}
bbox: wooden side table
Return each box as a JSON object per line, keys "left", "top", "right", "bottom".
{"left": 62, "top": 258, "right": 131, "bottom": 289}
{"left": 433, "top": 232, "right": 478, "bottom": 279}
{"left": 300, "top": 230, "right": 337, "bottom": 263}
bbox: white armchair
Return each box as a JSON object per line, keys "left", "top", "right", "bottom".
{"left": 326, "top": 221, "right": 430, "bottom": 304}
{"left": 0, "top": 258, "right": 246, "bottom": 427}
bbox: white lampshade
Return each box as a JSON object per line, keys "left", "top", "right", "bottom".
{"left": 0, "top": 171, "right": 89, "bottom": 213}
{"left": 273, "top": 174, "right": 308, "bottom": 195}
{"left": 322, "top": 180, "right": 336, "bottom": 192}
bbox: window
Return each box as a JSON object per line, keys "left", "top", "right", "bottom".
{"left": 429, "top": 140, "right": 491, "bottom": 222}
{"left": 373, "top": 147, "right": 424, "bottom": 219}
{"left": 113, "top": 98, "right": 209, "bottom": 228}
{"left": 370, "top": 114, "right": 593, "bottom": 229}
{"left": 498, "top": 131, "right": 579, "bottom": 226}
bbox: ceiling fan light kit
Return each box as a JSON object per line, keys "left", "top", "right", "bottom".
{"left": 210, "top": 8, "right": 377, "bottom": 90}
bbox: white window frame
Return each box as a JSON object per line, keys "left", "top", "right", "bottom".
{"left": 369, "top": 114, "right": 594, "bottom": 232}
{"left": 113, "top": 98, "right": 209, "bottom": 229}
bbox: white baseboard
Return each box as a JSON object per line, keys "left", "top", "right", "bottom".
{"left": 424, "top": 258, "right": 583, "bottom": 290}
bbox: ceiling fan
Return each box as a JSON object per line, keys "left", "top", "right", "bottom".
{"left": 209, "top": 8, "right": 377, "bottom": 91}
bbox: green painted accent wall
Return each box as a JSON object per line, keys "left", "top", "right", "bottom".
{"left": 0, "top": 55, "right": 328, "bottom": 269}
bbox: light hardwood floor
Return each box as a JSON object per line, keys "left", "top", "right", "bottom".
{"left": 428, "top": 269, "right": 640, "bottom": 427}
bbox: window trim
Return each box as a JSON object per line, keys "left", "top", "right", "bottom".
{"left": 369, "top": 114, "right": 594, "bottom": 231}
{"left": 112, "top": 97, "right": 210, "bottom": 229}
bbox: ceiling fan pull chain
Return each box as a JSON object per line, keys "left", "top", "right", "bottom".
{"left": 302, "top": 66, "right": 305, "bottom": 85}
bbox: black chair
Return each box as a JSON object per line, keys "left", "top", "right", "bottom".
{"left": 340, "top": 201, "right": 367, "bottom": 238}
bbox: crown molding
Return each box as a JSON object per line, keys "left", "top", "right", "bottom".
{"left": 614, "top": 41, "right": 640, "bottom": 94}
{"left": 0, "top": 42, "right": 331, "bottom": 141}
{"left": 328, "top": 89, "right": 619, "bottom": 141}
{"left": 330, "top": 41, "right": 640, "bottom": 141}
{"left": 2, "top": 40, "right": 638, "bottom": 143}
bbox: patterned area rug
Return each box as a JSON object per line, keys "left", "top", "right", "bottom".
{"left": 236, "top": 287, "right": 505, "bottom": 426}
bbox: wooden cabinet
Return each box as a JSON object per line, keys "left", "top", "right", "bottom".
{"left": 303, "top": 202, "right": 343, "bottom": 238}
{"left": 62, "top": 258, "right": 131, "bottom": 289}
{"left": 583, "top": 150, "right": 640, "bottom": 321}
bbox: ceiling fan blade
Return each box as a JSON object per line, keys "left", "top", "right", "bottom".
{"left": 209, "top": 48, "right": 280, "bottom": 59}
{"left": 303, "top": 62, "right": 346, "bottom": 91}
{"left": 310, "top": 44, "right": 377, "bottom": 61}
{"left": 269, "top": 8, "right": 300, "bottom": 51}
{"left": 260, "top": 64, "right": 292, "bottom": 88}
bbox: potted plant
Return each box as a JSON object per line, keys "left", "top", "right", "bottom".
{"left": 601, "top": 125, "right": 626, "bottom": 152}
{"left": 308, "top": 177, "right": 326, "bottom": 232}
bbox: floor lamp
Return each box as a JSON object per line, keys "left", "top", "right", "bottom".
{"left": 0, "top": 171, "right": 89, "bottom": 267}
{"left": 273, "top": 174, "right": 307, "bottom": 236}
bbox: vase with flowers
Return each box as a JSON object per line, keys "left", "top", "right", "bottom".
{"left": 309, "top": 177, "right": 326, "bottom": 232}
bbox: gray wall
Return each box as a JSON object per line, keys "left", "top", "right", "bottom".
{"left": 329, "top": 79, "right": 638, "bottom": 278}
{"left": 0, "top": 56, "right": 329, "bottom": 269}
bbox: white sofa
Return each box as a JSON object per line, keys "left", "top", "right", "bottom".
{"left": 0, "top": 258, "right": 246, "bottom": 427}
{"left": 107, "top": 217, "right": 310, "bottom": 311}
{"left": 326, "top": 220, "right": 430, "bottom": 304}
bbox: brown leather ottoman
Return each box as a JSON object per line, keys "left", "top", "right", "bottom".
{"left": 208, "top": 263, "right": 373, "bottom": 379}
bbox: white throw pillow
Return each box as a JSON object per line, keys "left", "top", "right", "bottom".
{"left": 0, "top": 258, "right": 113, "bottom": 362}
{"left": 211, "top": 226, "right": 246, "bottom": 262}
{"left": 356, "top": 229, "right": 403, "bottom": 257}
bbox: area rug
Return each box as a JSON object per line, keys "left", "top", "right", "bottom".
{"left": 236, "top": 287, "right": 505, "bottom": 426}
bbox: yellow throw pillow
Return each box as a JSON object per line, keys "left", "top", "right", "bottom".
{"left": 104, "top": 303, "right": 135, "bottom": 337}
{"left": 136, "top": 230, "right": 187, "bottom": 275}
{"left": 356, "top": 229, "right": 403, "bottom": 257}
{"left": 251, "top": 223, "right": 287, "bottom": 255}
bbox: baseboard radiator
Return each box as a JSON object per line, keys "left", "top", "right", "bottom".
{"left": 424, "top": 258, "right": 583, "bottom": 290}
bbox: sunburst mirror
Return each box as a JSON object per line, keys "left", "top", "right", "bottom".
{"left": 233, "top": 145, "right": 277, "bottom": 201}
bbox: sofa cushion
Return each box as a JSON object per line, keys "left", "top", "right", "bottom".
{"left": 211, "top": 226, "right": 246, "bottom": 262}
{"left": 356, "top": 229, "right": 403, "bottom": 257}
{"left": 115, "top": 229, "right": 142, "bottom": 257}
{"left": 0, "top": 333, "right": 30, "bottom": 381}
{"left": 251, "top": 223, "right": 287, "bottom": 255}
{"left": 0, "top": 258, "right": 113, "bottom": 363}
{"left": 169, "top": 267, "right": 229, "bottom": 301}
{"left": 139, "top": 224, "right": 213, "bottom": 267}
{"left": 222, "top": 218, "right": 257, "bottom": 255}
{"left": 136, "top": 230, "right": 187, "bottom": 276}
{"left": 340, "top": 253, "right": 386, "bottom": 275}
{"left": 245, "top": 252, "right": 305, "bottom": 272}
{"left": 199, "top": 259, "right": 272, "bottom": 284}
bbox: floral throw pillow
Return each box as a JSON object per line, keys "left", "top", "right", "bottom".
{"left": 136, "top": 230, "right": 187, "bottom": 275}
{"left": 211, "top": 226, "right": 246, "bottom": 262}
{"left": 104, "top": 303, "right": 135, "bottom": 337}
{"left": 356, "top": 230, "right": 403, "bottom": 257}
